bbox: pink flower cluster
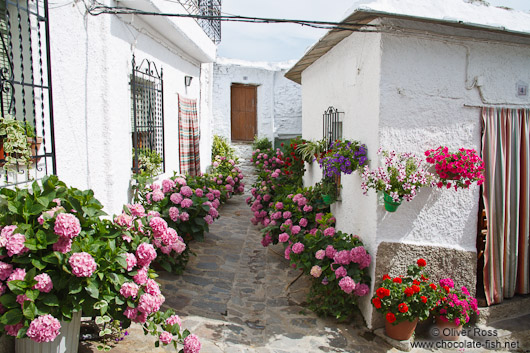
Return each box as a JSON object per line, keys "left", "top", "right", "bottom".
{"left": 26, "top": 314, "right": 61, "bottom": 343}
{"left": 425, "top": 146, "right": 485, "bottom": 190}
{"left": 51, "top": 212, "right": 83, "bottom": 254}
{"left": 183, "top": 334, "right": 202, "bottom": 353}
{"left": 0, "top": 225, "right": 29, "bottom": 257}
{"left": 69, "top": 252, "right": 97, "bottom": 277}
{"left": 33, "top": 273, "right": 53, "bottom": 293}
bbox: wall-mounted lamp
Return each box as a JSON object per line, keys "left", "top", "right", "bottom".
{"left": 184, "top": 76, "right": 193, "bottom": 87}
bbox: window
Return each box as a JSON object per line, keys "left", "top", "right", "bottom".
{"left": 130, "top": 56, "right": 165, "bottom": 175}
{"left": 322, "top": 106, "right": 343, "bottom": 149}
{"left": 0, "top": 0, "right": 56, "bottom": 186}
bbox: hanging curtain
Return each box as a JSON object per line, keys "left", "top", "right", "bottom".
{"left": 178, "top": 95, "right": 201, "bottom": 176}
{"left": 482, "top": 107, "right": 530, "bottom": 305}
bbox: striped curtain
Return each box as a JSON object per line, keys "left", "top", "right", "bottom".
{"left": 482, "top": 107, "right": 530, "bottom": 305}
{"left": 178, "top": 95, "right": 201, "bottom": 176}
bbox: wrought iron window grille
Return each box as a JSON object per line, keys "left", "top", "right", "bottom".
{"left": 179, "top": 0, "right": 221, "bottom": 44}
{"left": 130, "top": 55, "right": 165, "bottom": 175}
{"left": 323, "top": 106, "right": 343, "bottom": 150}
{"left": 0, "top": 0, "right": 56, "bottom": 187}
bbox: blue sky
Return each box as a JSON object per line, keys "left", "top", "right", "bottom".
{"left": 217, "top": 0, "right": 530, "bottom": 62}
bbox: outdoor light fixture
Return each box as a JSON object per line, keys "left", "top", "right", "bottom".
{"left": 184, "top": 76, "right": 193, "bottom": 87}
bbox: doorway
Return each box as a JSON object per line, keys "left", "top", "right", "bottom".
{"left": 231, "top": 84, "right": 257, "bottom": 141}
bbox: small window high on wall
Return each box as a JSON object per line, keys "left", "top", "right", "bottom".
{"left": 130, "top": 56, "right": 165, "bottom": 176}
{"left": 323, "top": 106, "right": 343, "bottom": 149}
{"left": 0, "top": 0, "right": 56, "bottom": 186}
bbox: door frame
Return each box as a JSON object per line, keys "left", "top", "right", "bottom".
{"left": 230, "top": 83, "right": 257, "bottom": 142}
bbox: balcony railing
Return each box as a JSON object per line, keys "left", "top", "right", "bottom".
{"left": 180, "top": 0, "right": 221, "bottom": 44}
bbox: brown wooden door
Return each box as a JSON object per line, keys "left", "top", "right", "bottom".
{"left": 231, "top": 84, "right": 257, "bottom": 141}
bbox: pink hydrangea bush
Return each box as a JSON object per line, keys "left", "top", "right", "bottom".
{"left": 210, "top": 155, "right": 245, "bottom": 197}
{"left": 424, "top": 146, "right": 485, "bottom": 190}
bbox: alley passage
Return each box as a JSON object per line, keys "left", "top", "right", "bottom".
{"left": 81, "top": 193, "right": 391, "bottom": 353}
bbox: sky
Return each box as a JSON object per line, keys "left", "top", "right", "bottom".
{"left": 216, "top": 0, "right": 530, "bottom": 62}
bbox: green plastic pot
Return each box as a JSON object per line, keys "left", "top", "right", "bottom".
{"left": 323, "top": 194, "right": 333, "bottom": 205}
{"left": 383, "top": 192, "right": 402, "bottom": 212}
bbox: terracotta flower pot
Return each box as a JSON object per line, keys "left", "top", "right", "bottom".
{"left": 435, "top": 316, "right": 463, "bottom": 341}
{"left": 385, "top": 317, "right": 419, "bottom": 341}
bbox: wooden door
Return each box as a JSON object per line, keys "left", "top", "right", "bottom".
{"left": 231, "top": 84, "right": 257, "bottom": 141}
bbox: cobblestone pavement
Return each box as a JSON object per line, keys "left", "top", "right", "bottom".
{"left": 80, "top": 194, "right": 395, "bottom": 353}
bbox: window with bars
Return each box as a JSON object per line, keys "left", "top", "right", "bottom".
{"left": 0, "top": 0, "right": 56, "bottom": 186}
{"left": 322, "top": 106, "right": 343, "bottom": 150}
{"left": 130, "top": 56, "right": 165, "bottom": 175}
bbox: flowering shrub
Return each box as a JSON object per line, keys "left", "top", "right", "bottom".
{"left": 432, "top": 278, "right": 480, "bottom": 327}
{"left": 371, "top": 259, "right": 438, "bottom": 325}
{"left": 319, "top": 140, "right": 368, "bottom": 177}
{"left": 0, "top": 176, "right": 199, "bottom": 350}
{"left": 210, "top": 155, "right": 245, "bottom": 196}
{"left": 361, "top": 149, "right": 435, "bottom": 203}
{"left": 424, "top": 146, "right": 485, "bottom": 190}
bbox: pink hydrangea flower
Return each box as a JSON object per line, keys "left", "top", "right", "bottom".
{"left": 208, "top": 207, "right": 219, "bottom": 218}
{"left": 278, "top": 233, "right": 289, "bottom": 243}
{"left": 292, "top": 242, "right": 304, "bottom": 254}
{"left": 172, "top": 240, "right": 186, "bottom": 254}
{"left": 16, "top": 294, "right": 31, "bottom": 308}
{"left": 54, "top": 213, "right": 81, "bottom": 238}
{"left": 33, "top": 273, "right": 53, "bottom": 293}
{"left": 0, "top": 261, "right": 13, "bottom": 281}
{"left": 325, "top": 245, "right": 336, "bottom": 259}
{"left": 284, "top": 245, "right": 291, "bottom": 260}
{"left": 53, "top": 237, "right": 72, "bottom": 254}
{"left": 334, "top": 266, "right": 347, "bottom": 278}
{"left": 291, "top": 225, "right": 301, "bottom": 235}
{"left": 310, "top": 265, "right": 322, "bottom": 278}
{"left": 315, "top": 250, "right": 325, "bottom": 260}
{"left": 69, "top": 252, "right": 97, "bottom": 277}
{"left": 175, "top": 177, "right": 187, "bottom": 186}
{"left": 7, "top": 268, "right": 26, "bottom": 282}
{"left": 339, "top": 276, "right": 356, "bottom": 294}
{"left": 152, "top": 190, "right": 165, "bottom": 202}
{"left": 126, "top": 253, "right": 137, "bottom": 271}
{"left": 124, "top": 307, "right": 137, "bottom": 319}
{"left": 323, "top": 227, "right": 335, "bottom": 237}
{"left": 26, "top": 314, "right": 61, "bottom": 343}
{"left": 282, "top": 211, "right": 292, "bottom": 219}
{"left": 166, "top": 314, "right": 181, "bottom": 327}
{"left": 350, "top": 246, "right": 367, "bottom": 263}
{"left": 162, "top": 179, "right": 176, "bottom": 193}
{"left": 180, "top": 186, "right": 193, "bottom": 198}
{"left": 303, "top": 205, "right": 313, "bottom": 212}
{"left": 195, "top": 188, "right": 204, "bottom": 197}
{"left": 162, "top": 228, "right": 178, "bottom": 246}
{"left": 136, "top": 243, "right": 157, "bottom": 267}
{"left": 354, "top": 283, "right": 369, "bottom": 296}
{"left": 180, "top": 198, "right": 193, "bottom": 208}
{"left": 133, "top": 266, "right": 149, "bottom": 285}
{"left": 169, "top": 207, "right": 180, "bottom": 222}
{"left": 145, "top": 278, "right": 161, "bottom": 296}
{"left": 6, "top": 233, "right": 27, "bottom": 257}
{"left": 204, "top": 215, "right": 214, "bottom": 225}
{"left": 275, "top": 202, "right": 284, "bottom": 210}
{"left": 159, "top": 331, "right": 173, "bottom": 345}
{"left": 299, "top": 218, "right": 308, "bottom": 228}
{"left": 127, "top": 204, "right": 146, "bottom": 217}
{"left": 120, "top": 282, "right": 139, "bottom": 298}
{"left": 149, "top": 217, "right": 168, "bottom": 236}
{"left": 0, "top": 225, "right": 17, "bottom": 247}
{"left": 138, "top": 293, "right": 163, "bottom": 314}
{"left": 114, "top": 213, "right": 133, "bottom": 228}
{"left": 5, "top": 323, "right": 23, "bottom": 337}
{"left": 359, "top": 253, "right": 371, "bottom": 269}
{"left": 183, "top": 334, "right": 201, "bottom": 353}
{"left": 180, "top": 212, "right": 190, "bottom": 222}
{"left": 170, "top": 193, "right": 183, "bottom": 205}
{"left": 261, "top": 233, "right": 272, "bottom": 247}
{"left": 334, "top": 250, "right": 352, "bottom": 265}
{"left": 0, "top": 282, "right": 5, "bottom": 296}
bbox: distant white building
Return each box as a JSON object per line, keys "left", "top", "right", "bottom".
{"left": 0, "top": 0, "right": 219, "bottom": 215}
{"left": 286, "top": 0, "right": 530, "bottom": 328}
{"left": 212, "top": 58, "right": 302, "bottom": 143}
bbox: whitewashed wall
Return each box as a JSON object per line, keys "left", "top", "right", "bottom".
{"left": 49, "top": 1, "right": 215, "bottom": 215}
{"left": 212, "top": 59, "right": 301, "bottom": 142}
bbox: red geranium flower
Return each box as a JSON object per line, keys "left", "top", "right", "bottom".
{"left": 412, "top": 285, "right": 420, "bottom": 293}
{"left": 382, "top": 274, "right": 391, "bottom": 281}
{"left": 398, "top": 303, "right": 409, "bottom": 313}
{"left": 404, "top": 287, "right": 414, "bottom": 297}
{"left": 421, "top": 296, "right": 428, "bottom": 303}
{"left": 417, "top": 258, "right": 427, "bottom": 267}
{"left": 443, "top": 285, "right": 450, "bottom": 293}
{"left": 413, "top": 280, "right": 420, "bottom": 285}
{"left": 393, "top": 277, "right": 402, "bottom": 284}
{"left": 372, "top": 297, "right": 382, "bottom": 309}
{"left": 376, "top": 287, "right": 390, "bottom": 298}
{"left": 420, "top": 274, "right": 429, "bottom": 282}
{"left": 386, "top": 312, "right": 396, "bottom": 323}
{"left": 429, "top": 283, "right": 437, "bottom": 290}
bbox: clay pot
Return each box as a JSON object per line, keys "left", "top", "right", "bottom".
{"left": 435, "top": 316, "right": 463, "bottom": 341}
{"left": 385, "top": 318, "right": 419, "bottom": 341}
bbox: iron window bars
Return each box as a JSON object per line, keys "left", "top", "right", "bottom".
{"left": 130, "top": 55, "right": 165, "bottom": 175}
{"left": 0, "top": 0, "right": 56, "bottom": 187}
{"left": 323, "top": 106, "right": 343, "bottom": 150}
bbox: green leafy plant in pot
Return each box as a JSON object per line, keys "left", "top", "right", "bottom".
{"left": 0, "top": 116, "right": 36, "bottom": 169}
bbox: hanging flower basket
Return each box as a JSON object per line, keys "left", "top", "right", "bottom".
{"left": 385, "top": 317, "right": 419, "bottom": 341}
{"left": 15, "top": 311, "right": 82, "bottom": 353}
{"left": 383, "top": 192, "right": 402, "bottom": 212}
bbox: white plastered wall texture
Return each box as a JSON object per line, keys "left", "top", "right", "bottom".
{"left": 49, "top": 2, "right": 215, "bottom": 215}
{"left": 301, "top": 17, "right": 530, "bottom": 326}
{"left": 212, "top": 62, "right": 302, "bottom": 142}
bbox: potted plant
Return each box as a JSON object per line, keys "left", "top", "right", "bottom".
{"left": 320, "top": 177, "right": 340, "bottom": 205}
{"left": 132, "top": 147, "right": 163, "bottom": 176}
{"left": 432, "top": 278, "right": 480, "bottom": 340}
{"left": 361, "top": 149, "right": 435, "bottom": 212}
{"left": 0, "top": 176, "right": 199, "bottom": 352}
{"left": 0, "top": 116, "right": 39, "bottom": 169}
{"left": 371, "top": 259, "right": 438, "bottom": 341}
{"left": 424, "top": 146, "right": 485, "bottom": 190}
{"left": 318, "top": 140, "right": 368, "bottom": 178}
{"left": 295, "top": 139, "right": 327, "bottom": 164}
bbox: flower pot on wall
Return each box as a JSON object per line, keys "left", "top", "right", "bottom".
{"left": 322, "top": 194, "right": 333, "bottom": 205}
{"left": 29, "top": 137, "right": 43, "bottom": 164}
{"left": 435, "top": 316, "right": 463, "bottom": 341}
{"left": 385, "top": 318, "right": 419, "bottom": 341}
{"left": 15, "top": 311, "right": 82, "bottom": 353}
{"left": 383, "top": 192, "right": 402, "bottom": 212}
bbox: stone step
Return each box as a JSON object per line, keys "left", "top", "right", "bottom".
{"left": 477, "top": 295, "right": 530, "bottom": 325}
{"left": 473, "top": 314, "right": 530, "bottom": 351}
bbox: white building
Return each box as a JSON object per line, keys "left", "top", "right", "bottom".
{"left": 0, "top": 0, "right": 219, "bottom": 215}
{"left": 212, "top": 58, "right": 302, "bottom": 143}
{"left": 286, "top": 0, "right": 530, "bottom": 328}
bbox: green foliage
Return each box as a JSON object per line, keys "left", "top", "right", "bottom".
{"left": 296, "top": 139, "right": 327, "bottom": 164}
{"left": 133, "top": 148, "right": 163, "bottom": 177}
{"left": 252, "top": 135, "right": 272, "bottom": 151}
{"left": 211, "top": 135, "right": 236, "bottom": 160}
{"left": 0, "top": 116, "right": 34, "bottom": 169}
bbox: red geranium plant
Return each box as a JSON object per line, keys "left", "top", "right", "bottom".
{"left": 371, "top": 259, "right": 438, "bottom": 325}
{"left": 424, "top": 146, "right": 485, "bottom": 190}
